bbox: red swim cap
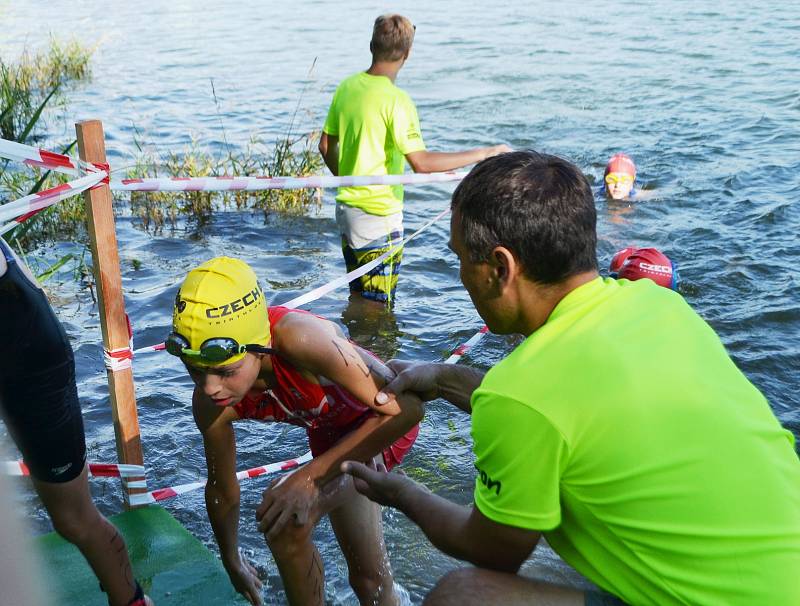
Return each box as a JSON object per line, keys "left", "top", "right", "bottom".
{"left": 612, "top": 247, "right": 675, "bottom": 289}
{"left": 605, "top": 153, "right": 636, "bottom": 178}
{"left": 609, "top": 246, "right": 637, "bottom": 273}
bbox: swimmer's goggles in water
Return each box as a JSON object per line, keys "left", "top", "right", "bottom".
{"left": 165, "top": 333, "right": 272, "bottom": 363}
{"left": 605, "top": 173, "right": 635, "bottom": 185}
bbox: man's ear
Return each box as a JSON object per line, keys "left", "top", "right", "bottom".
{"left": 490, "top": 246, "right": 517, "bottom": 287}
{"left": 369, "top": 41, "right": 374, "bottom": 54}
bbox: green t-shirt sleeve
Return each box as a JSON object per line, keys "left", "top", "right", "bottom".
{"left": 390, "top": 93, "right": 425, "bottom": 155}
{"left": 323, "top": 89, "right": 339, "bottom": 136}
{"left": 471, "top": 393, "right": 568, "bottom": 531}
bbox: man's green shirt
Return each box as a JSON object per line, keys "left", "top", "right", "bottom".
{"left": 472, "top": 277, "right": 800, "bottom": 605}
{"left": 323, "top": 72, "right": 425, "bottom": 216}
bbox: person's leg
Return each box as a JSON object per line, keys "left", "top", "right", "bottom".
{"left": 0, "top": 240, "right": 150, "bottom": 606}
{"left": 328, "top": 467, "right": 398, "bottom": 606}
{"left": 31, "top": 467, "right": 148, "bottom": 606}
{"left": 264, "top": 458, "right": 398, "bottom": 606}
{"left": 336, "top": 204, "right": 404, "bottom": 303}
{"left": 423, "top": 567, "right": 585, "bottom": 606}
{"left": 264, "top": 501, "right": 326, "bottom": 606}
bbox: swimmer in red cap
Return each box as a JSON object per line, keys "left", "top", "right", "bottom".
{"left": 610, "top": 246, "right": 677, "bottom": 290}
{"left": 604, "top": 153, "right": 637, "bottom": 200}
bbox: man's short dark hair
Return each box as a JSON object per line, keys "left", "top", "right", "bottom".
{"left": 451, "top": 150, "right": 598, "bottom": 284}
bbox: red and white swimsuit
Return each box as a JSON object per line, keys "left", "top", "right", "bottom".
{"left": 233, "top": 306, "right": 419, "bottom": 469}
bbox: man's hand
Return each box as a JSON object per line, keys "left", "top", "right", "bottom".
{"left": 374, "top": 360, "right": 442, "bottom": 408}
{"left": 224, "top": 551, "right": 263, "bottom": 606}
{"left": 340, "top": 459, "right": 420, "bottom": 507}
{"left": 255, "top": 471, "right": 319, "bottom": 540}
{"left": 485, "top": 144, "right": 513, "bottom": 159}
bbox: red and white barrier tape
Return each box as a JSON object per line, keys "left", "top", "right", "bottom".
{"left": 127, "top": 450, "right": 313, "bottom": 507}
{"left": 0, "top": 138, "right": 100, "bottom": 177}
{"left": 102, "top": 315, "right": 135, "bottom": 372}
{"left": 0, "top": 171, "right": 106, "bottom": 228}
{"left": 132, "top": 342, "right": 166, "bottom": 356}
{"left": 2, "top": 460, "right": 145, "bottom": 478}
{"left": 103, "top": 347, "right": 134, "bottom": 371}
{"left": 444, "top": 325, "right": 489, "bottom": 364}
{"left": 111, "top": 171, "right": 465, "bottom": 192}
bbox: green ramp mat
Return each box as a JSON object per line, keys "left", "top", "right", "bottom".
{"left": 35, "top": 505, "right": 249, "bottom": 605}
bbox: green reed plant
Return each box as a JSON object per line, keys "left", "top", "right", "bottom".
{"left": 126, "top": 129, "right": 323, "bottom": 232}
{"left": 0, "top": 38, "right": 92, "bottom": 142}
{"left": 0, "top": 39, "right": 93, "bottom": 247}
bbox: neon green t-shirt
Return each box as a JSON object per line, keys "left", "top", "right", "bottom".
{"left": 323, "top": 72, "right": 426, "bottom": 216}
{"left": 471, "top": 277, "right": 800, "bottom": 606}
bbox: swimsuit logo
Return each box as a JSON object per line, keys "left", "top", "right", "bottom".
{"left": 205, "top": 286, "right": 262, "bottom": 319}
{"left": 476, "top": 465, "right": 502, "bottom": 496}
{"left": 51, "top": 462, "right": 72, "bottom": 476}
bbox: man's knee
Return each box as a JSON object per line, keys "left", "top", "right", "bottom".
{"left": 265, "top": 523, "right": 314, "bottom": 561}
{"left": 424, "top": 569, "right": 481, "bottom": 606}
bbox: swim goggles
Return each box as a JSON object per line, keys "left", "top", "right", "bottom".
{"left": 165, "top": 332, "right": 271, "bottom": 363}
{"left": 605, "top": 173, "right": 635, "bottom": 185}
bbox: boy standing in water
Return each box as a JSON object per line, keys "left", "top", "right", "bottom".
{"left": 0, "top": 238, "right": 153, "bottom": 606}
{"left": 168, "top": 257, "right": 422, "bottom": 605}
{"left": 319, "top": 14, "right": 510, "bottom": 303}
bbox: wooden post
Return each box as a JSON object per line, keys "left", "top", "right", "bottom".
{"left": 76, "top": 120, "right": 144, "bottom": 508}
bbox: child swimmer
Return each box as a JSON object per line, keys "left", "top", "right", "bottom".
{"left": 167, "top": 257, "right": 422, "bottom": 606}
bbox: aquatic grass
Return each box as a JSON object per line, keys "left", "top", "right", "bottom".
{"left": 125, "top": 129, "right": 323, "bottom": 232}
{"left": 0, "top": 38, "right": 92, "bottom": 142}
{"left": 0, "top": 39, "right": 94, "bottom": 246}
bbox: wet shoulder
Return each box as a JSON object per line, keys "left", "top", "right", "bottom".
{"left": 270, "top": 308, "right": 335, "bottom": 359}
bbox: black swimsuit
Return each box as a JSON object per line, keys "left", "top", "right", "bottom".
{"left": 0, "top": 238, "right": 86, "bottom": 482}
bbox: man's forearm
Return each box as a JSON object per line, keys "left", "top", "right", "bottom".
{"left": 394, "top": 483, "right": 496, "bottom": 568}
{"left": 407, "top": 148, "right": 490, "bottom": 173}
{"left": 436, "top": 364, "right": 485, "bottom": 413}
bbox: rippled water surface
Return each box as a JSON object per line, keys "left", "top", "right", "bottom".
{"left": 2, "top": 1, "right": 799, "bottom": 603}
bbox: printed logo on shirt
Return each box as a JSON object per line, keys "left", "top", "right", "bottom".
{"left": 476, "top": 465, "right": 502, "bottom": 496}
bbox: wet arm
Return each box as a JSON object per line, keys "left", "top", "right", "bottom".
{"left": 194, "top": 400, "right": 242, "bottom": 569}
{"left": 279, "top": 322, "right": 424, "bottom": 486}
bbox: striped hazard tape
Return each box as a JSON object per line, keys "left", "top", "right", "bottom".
{"left": 111, "top": 171, "right": 465, "bottom": 192}
{"left": 127, "top": 451, "right": 313, "bottom": 507}
{"left": 2, "top": 460, "right": 145, "bottom": 479}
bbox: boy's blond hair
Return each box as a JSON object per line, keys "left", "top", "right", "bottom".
{"left": 371, "top": 14, "right": 415, "bottom": 62}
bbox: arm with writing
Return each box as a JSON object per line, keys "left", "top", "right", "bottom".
{"left": 255, "top": 314, "right": 423, "bottom": 537}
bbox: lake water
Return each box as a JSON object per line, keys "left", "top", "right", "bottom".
{"left": 2, "top": 0, "right": 799, "bottom": 603}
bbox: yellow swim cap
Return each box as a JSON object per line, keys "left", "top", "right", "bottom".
{"left": 172, "top": 257, "right": 270, "bottom": 366}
